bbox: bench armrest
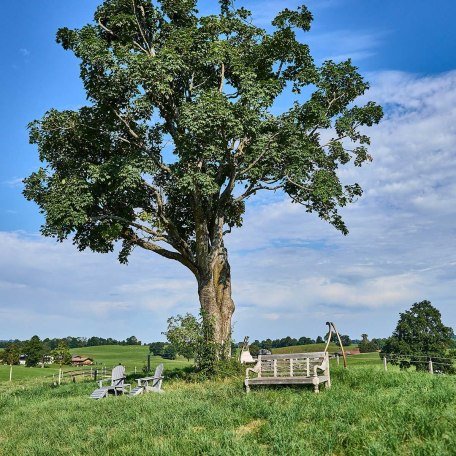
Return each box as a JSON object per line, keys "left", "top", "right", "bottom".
{"left": 245, "top": 360, "right": 261, "bottom": 379}
{"left": 313, "top": 357, "right": 328, "bottom": 377}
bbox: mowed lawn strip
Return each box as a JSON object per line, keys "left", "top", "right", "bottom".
{"left": 0, "top": 367, "right": 455, "bottom": 455}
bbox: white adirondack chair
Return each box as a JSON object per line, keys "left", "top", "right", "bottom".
{"left": 90, "top": 365, "right": 131, "bottom": 399}
{"left": 129, "top": 363, "right": 165, "bottom": 396}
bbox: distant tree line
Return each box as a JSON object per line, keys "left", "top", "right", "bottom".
{"left": 0, "top": 336, "right": 72, "bottom": 367}
{"left": 248, "top": 334, "right": 353, "bottom": 352}
{"left": 0, "top": 335, "right": 142, "bottom": 350}
{"left": 0, "top": 334, "right": 143, "bottom": 367}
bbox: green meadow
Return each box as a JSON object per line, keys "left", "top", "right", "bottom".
{"left": 0, "top": 345, "right": 190, "bottom": 383}
{"left": 0, "top": 363, "right": 455, "bottom": 455}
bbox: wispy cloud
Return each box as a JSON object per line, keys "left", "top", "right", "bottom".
{"left": 3, "top": 177, "right": 24, "bottom": 188}
{"left": 306, "top": 29, "right": 388, "bottom": 63}
{"left": 19, "top": 48, "right": 30, "bottom": 57}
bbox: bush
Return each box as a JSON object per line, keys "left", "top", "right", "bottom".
{"left": 161, "top": 344, "right": 177, "bottom": 360}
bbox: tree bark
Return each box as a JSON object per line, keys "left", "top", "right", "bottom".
{"left": 197, "top": 249, "right": 235, "bottom": 358}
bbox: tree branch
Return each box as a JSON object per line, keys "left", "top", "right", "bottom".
{"left": 123, "top": 228, "right": 198, "bottom": 276}
{"left": 219, "top": 62, "right": 225, "bottom": 93}
{"left": 113, "top": 110, "right": 173, "bottom": 175}
{"left": 132, "top": 0, "right": 156, "bottom": 56}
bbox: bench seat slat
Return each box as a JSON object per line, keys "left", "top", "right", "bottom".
{"left": 248, "top": 375, "right": 329, "bottom": 385}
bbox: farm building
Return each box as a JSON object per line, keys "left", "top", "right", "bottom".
{"left": 337, "top": 348, "right": 361, "bottom": 356}
{"left": 71, "top": 355, "right": 94, "bottom": 366}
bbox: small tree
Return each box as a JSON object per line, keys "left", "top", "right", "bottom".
{"left": 340, "top": 335, "right": 352, "bottom": 347}
{"left": 164, "top": 313, "right": 201, "bottom": 361}
{"left": 25, "top": 336, "right": 46, "bottom": 367}
{"left": 52, "top": 340, "right": 72, "bottom": 366}
{"left": 3, "top": 343, "right": 21, "bottom": 365}
{"left": 125, "top": 335, "right": 141, "bottom": 345}
{"left": 359, "top": 334, "right": 378, "bottom": 353}
{"left": 161, "top": 344, "right": 177, "bottom": 360}
{"left": 298, "top": 336, "right": 313, "bottom": 346}
{"left": 382, "top": 301, "right": 454, "bottom": 372}
{"left": 149, "top": 341, "right": 166, "bottom": 356}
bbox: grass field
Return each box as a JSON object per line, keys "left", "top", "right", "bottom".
{"left": 70, "top": 344, "right": 190, "bottom": 371}
{"left": 0, "top": 345, "right": 191, "bottom": 383}
{"left": 0, "top": 363, "right": 455, "bottom": 455}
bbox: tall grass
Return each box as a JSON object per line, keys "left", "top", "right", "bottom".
{"left": 0, "top": 365, "right": 455, "bottom": 455}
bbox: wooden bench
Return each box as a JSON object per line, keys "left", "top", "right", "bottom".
{"left": 245, "top": 352, "right": 330, "bottom": 393}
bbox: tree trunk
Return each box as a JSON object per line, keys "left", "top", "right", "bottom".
{"left": 197, "top": 250, "right": 235, "bottom": 359}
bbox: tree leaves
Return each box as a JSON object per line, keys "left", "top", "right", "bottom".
{"left": 25, "top": 0, "right": 383, "bottom": 271}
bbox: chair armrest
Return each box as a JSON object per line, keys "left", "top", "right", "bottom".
{"left": 98, "top": 378, "right": 111, "bottom": 388}
{"left": 137, "top": 376, "right": 164, "bottom": 386}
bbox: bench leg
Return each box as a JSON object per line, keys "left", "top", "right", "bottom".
{"left": 313, "top": 379, "right": 320, "bottom": 394}
{"left": 244, "top": 380, "right": 250, "bottom": 393}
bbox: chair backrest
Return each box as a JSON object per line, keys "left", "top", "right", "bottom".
{"left": 111, "top": 365, "right": 126, "bottom": 386}
{"left": 153, "top": 363, "right": 164, "bottom": 388}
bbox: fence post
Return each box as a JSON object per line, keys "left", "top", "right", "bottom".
{"left": 336, "top": 354, "right": 340, "bottom": 366}
{"left": 9, "top": 364, "right": 13, "bottom": 382}
{"left": 94, "top": 369, "right": 98, "bottom": 382}
{"left": 135, "top": 366, "right": 137, "bottom": 374}
{"left": 383, "top": 356, "right": 387, "bottom": 371}
{"left": 429, "top": 359, "right": 434, "bottom": 374}
{"left": 147, "top": 354, "right": 151, "bottom": 373}
{"left": 59, "top": 368, "right": 62, "bottom": 385}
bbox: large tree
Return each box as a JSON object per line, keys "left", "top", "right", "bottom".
{"left": 24, "top": 0, "right": 382, "bottom": 358}
{"left": 382, "top": 301, "right": 454, "bottom": 372}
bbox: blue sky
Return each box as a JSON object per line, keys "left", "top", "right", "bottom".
{"left": 1, "top": 0, "right": 455, "bottom": 342}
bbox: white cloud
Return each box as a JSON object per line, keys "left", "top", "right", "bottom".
{"left": 306, "top": 29, "right": 387, "bottom": 63}
{"left": 3, "top": 177, "right": 23, "bottom": 188}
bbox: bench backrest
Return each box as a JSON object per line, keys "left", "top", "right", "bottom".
{"left": 256, "top": 352, "right": 327, "bottom": 378}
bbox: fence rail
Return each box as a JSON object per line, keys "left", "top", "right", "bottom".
{"left": 381, "top": 354, "right": 454, "bottom": 373}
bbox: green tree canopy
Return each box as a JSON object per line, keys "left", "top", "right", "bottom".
{"left": 24, "top": 336, "right": 46, "bottom": 367}
{"left": 382, "top": 301, "right": 455, "bottom": 373}
{"left": 358, "top": 334, "right": 378, "bottom": 353}
{"left": 164, "top": 313, "right": 200, "bottom": 361}
{"left": 51, "top": 340, "right": 72, "bottom": 366}
{"left": 24, "top": 0, "right": 382, "bottom": 358}
{"left": 3, "top": 343, "right": 22, "bottom": 365}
